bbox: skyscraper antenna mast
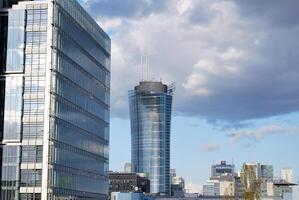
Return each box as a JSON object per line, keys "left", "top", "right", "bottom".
{"left": 146, "top": 55, "right": 149, "bottom": 81}
{"left": 141, "top": 53, "right": 144, "bottom": 81}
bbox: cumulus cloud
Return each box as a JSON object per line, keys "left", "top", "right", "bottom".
{"left": 200, "top": 143, "right": 220, "bottom": 152}
{"left": 81, "top": 0, "right": 299, "bottom": 122}
{"left": 229, "top": 124, "right": 299, "bottom": 142}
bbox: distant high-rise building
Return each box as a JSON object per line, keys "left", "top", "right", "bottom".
{"left": 260, "top": 164, "right": 273, "bottom": 181}
{"left": 0, "top": 1, "right": 111, "bottom": 200}
{"left": 129, "top": 81, "right": 174, "bottom": 195}
{"left": 170, "top": 169, "right": 177, "bottom": 180}
{"left": 281, "top": 168, "right": 294, "bottom": 183}
{"left": 170, "top": 169, "right": 185, "bottom": 197}
{"left": 211, "top": 161, "right": 235, "bottom": 179}
{"left": 124, "top": 162, "right": 132, "bottom": 173}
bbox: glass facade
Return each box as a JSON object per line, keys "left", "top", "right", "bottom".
{"left": 0, "top": 1, "right": 111, "bottom": 200}
{"left": 1, "top": 146, "right": 21, "bottom": 199}
{"left": 49, "top": 1, "right": 110, "bottom": 199}
{"left": 1, "top": 6, "right": 26, "bottom": 200}
{"left": 0, "top": 1, "right": 32, "bottom": 9}
{"left": 260, "top": 165, "right": 273, "bottom": 181}
{"left": 0, "top": 14, "right": 8, "bottom": 73}
{"left": 129, "top": 81, "right": 174, "bottom": 195}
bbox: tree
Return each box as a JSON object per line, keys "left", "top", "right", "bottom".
{"left": 241, "top": 164, "right": 261, "bottom": 200}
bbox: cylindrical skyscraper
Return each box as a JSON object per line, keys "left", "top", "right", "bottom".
{"left": 129, "top": 81, "right": 174, "bottom": 195}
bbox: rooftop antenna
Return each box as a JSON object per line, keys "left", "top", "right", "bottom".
{"left": 140, "top": 53, "right": 144, "bottom": 81}
{"left": 146, "top": 55, "right": 149, "bottom": 81}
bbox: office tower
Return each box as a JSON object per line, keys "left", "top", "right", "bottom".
{"left": 170, "top": 169, "right": 185, "bottom": 197}
{"left": 0, "top": 1, "right": 31, "bottom": 199}
{"left": 170, "top": 169, "right": 176, "bottom": 181}
{"left": 211, "top": 161, "right": 235, "bottom": 179}
{"left": 260, "top": 164, "right": 273, "bottom": 181}
{"left": 171, "top": 177, "right": 185, "bottom": 197}
{"left": 281, "top": 168, "right": 294, "bottom": 183}
{"left": 0, "top": 1, "right": 111, "bottom": 200}
{"left": 129, "top": 81, "right": 174, "bottom": 195}
{"left": 124, "top": 162, "right": 132, "bottom": 173}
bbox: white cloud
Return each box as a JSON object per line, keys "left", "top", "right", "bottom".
{"left": 217, "top": 47, "right": 246, "bottom": 61}
{"left": 229, "top": 124, "right": 299, "bottom": 142}
{"left": 83, "top": 0, "right": 299, "bottom": 122}
{"left": 176, "top": 0, "right": 193, "bottom": 15}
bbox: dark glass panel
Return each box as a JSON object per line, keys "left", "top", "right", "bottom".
{"left": 21, "top": 146, "right": 43, "bottom": 163}
{"left": 20, "top": 169, "right": 42, "bottom": 187}
{"left": 0, "top": 146, "right": 20, "bottom": 200}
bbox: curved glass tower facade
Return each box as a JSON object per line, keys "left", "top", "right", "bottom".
{"left": 129, "top": 81, "right": 174, "bottom": 195}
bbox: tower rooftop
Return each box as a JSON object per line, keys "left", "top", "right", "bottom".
{"left": 135, "top": 81, "right": 168, "bottom": 93}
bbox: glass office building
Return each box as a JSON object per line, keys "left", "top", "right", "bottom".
{"left": 260, "top": 165, "right": 273, "bottom": 181}
{"left": 0, "top": 1, "right": 111, "bottom": 200}
{"left": 129, "top": 81, "right": 174, "bottom": 195}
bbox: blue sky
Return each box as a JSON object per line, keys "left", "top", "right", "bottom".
{"left": 79, "top": 0, "right": 299, "bottom": 192}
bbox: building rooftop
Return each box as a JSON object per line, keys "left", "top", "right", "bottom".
{"left": 135, "top": 81, "right": 168, "bottom": 93}
{"left": 274, "top": 180, "right": 297, "bottom": 186}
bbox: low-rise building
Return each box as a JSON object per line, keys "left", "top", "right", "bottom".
{"left": 274, "top": 180, "right": 296, "bottom": 200}
{"left": 203, "top": 179, "right": 234, "bottom": 197}
{"left": 203, "top": 180, "right": 220, "bottom": 196}
{"left": 111, "top": 192, "right": 156, "bottom": 200}
{"left": 234, "top": 176, "right": 245, "bottom": 199}
{"left": 261, "top": 180, "right": 274, "bottom": 197}
{"left": 109, "top": 172, "right": 151, "bottom": 194}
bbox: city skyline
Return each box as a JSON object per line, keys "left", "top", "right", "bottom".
{"left": 0, "top": 0, "right": 298, "bottom": 199}
{"left": 78, "top": 0, "right": 299, "bottom": 193}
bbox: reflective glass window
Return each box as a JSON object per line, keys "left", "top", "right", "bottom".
{"left": 20, "top": 169, "right": 42, "bottom": 187}
{"left": 6, "top": 9, "right": 25, "bottom": 72}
